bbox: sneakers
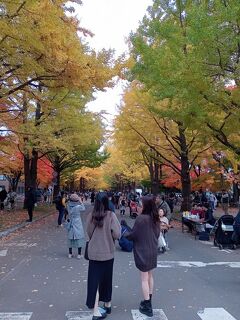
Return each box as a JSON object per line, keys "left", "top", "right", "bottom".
{"left": 92, "top": 306, "right": 107, "bottom": 320}
{"left": 68, "top": 254, "right": 83, "bottom": 259}
{"left": 102, "top": 303, "right": 111, "bottom": 314}
{"left": 139, "top": 299, "right": 153, "bottom": 317}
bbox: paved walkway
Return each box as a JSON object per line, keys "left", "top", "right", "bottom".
{"left": 0, "top": 204, "right": 240, "bottom": 320}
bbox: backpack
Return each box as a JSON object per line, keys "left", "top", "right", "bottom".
{"left": 9, "top": 193, "right": 15, "bottom": 204}
{"left": 121, "top": 199, "right": 126, "bottom": 206}
{"left": 199, "top": 231, "right": 210, "bottom": 241}
{"left": 119, "top": 227, "right": 133, "bottom": 252}
{"left": 222, "top": 194, "right": 229, "bottom": 203}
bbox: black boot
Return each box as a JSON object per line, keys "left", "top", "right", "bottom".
{"left": 139, "top": 299, "right": 153, "bottom": 317}
{"left": 141, "top": 294, "right": 152, "bottom": 305}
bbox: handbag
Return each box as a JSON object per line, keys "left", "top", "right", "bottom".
{"left": 84, "top": 226, "right": 96, "bottom": 260}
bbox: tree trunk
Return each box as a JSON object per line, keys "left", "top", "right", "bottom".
{"left": 23, "top": 92, "right": 41, "bottom": 198}
{"left": 24, "top": 153, "right": 31, "bottom": 194}
{"left": 70, "top": 175, "right": 75, "bottom": 192}
{"left": 5, "top": 171, "right": 22, "bottom": 192}
{"left": 178, "top": 124, "right": 191, "bottom": 211}
{"left": 131, "top": 180, "right": 136, "bottom": 193}
{"left": 148, "top": 159, "right": 160, "bottom": 195}
{"left": 54, "top": 170, "right": 61, "bottom": 198}
{"left": 153, "top": 161, "right": 160, "bottom": 195}
{"left": 24, "top": 149, "right": 38, "bottom": 192}
{"left": 181, "top": 169, "right": 191, "bottom": 211}
{"left": 23, "top": 149, "right": 38, "bottom": 209}
{"left": 53, "top": 156, "right": 62, "bottom": 198}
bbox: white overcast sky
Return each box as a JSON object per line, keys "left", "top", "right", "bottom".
{"left": 74, "top": 0, "right": 153, "bottom": 124}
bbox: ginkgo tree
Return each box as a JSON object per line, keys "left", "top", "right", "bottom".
{"left": 101, "top": 144, "right": 148, "bottom": 192}
{"left": 74, "top": 167, "right": 110, "bottom": 191}
{"left": 115, "top": 83, "right": 211, "bottom": 209}
{"left": 129, "top": 0, "right": 240, "bottom": 159}
{"left": 0, "top": 0, "right": 114, "bottom": 100}
{"left": 0, "top": 0, "right": 116, "bottom": 194}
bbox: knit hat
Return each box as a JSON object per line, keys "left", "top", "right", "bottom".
{"left": 69, "top": 193, "right": 81, "bottom": 202}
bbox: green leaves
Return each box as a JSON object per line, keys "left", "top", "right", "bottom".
{"left": 129, "top": 0, "right": 240, "bottom": 158}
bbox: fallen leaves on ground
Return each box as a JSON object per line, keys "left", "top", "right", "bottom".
{"left": 0, "top": 205, "right": 55, "bottom": 233}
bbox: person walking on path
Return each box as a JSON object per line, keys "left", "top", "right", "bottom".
{"left": 221, "top": 190, "right": 229, "bottom": 214}
{"left": 126, "top": 196, "right": 160, "bottom": 317}
{"left": 0, "top": 187, "right": 7, "bottom": 211}
{"left": 156, "top": 195, "right": 172, "bottom": 222}
{"left": 90, "top": 191, "right": 95, "bottom": 205}
{"left": 119, "top": 196, "right": 127, "bottom": 216}
{"left": 65, "top": 193, "right": 85, "bottom": 259}
{"left": 7, "top": 189, "right": 17, "bottom": 211}
{"left": 107, "top": 192, "right": 115, "bottom": 213}
{"left": 25, "top": 187, "right": 36, "bottom": 222}
{"left": 86, "top": 193, "right": 121, "bottom": 320}
{"left": 56, "top": 191, "right": 66, "bottom": 227}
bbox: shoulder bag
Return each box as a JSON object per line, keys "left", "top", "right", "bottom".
{"left": 84, "top": 225, "right": 97, "bottom": 260}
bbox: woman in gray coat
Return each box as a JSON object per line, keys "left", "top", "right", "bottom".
{"left": 127, "top": 196, "right": 160, "bottom": 318}
{"left": 66, "top": 193, "right": 85, "bottom": 259}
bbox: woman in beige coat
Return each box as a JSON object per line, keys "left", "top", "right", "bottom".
{"left": 86, "top": 193, "right": 121, "bottom": 320}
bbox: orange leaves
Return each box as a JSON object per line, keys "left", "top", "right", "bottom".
{"left": 37, "top": 158, "right": 53, "bottom": 187}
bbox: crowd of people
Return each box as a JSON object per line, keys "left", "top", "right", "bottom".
{"left": 190, "top": 189, "right": 237, "bottom": 214}
{"left": 0, "top": 187, "right": 17, "bottom": 211}
{"left": 1, "top": 184, "right": 240, "bottom": 319}
{"left": 52, "top": 187, "right": 240, "bottom": 319}
{"left": 54, "top": 190, "right": 175, "bottom": 319}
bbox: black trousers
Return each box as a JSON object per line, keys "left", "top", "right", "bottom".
{"left": 0, "top": 201, "right": 4, "bottom": 210}
{"left": 182, "top": 218, "right": 193, "bottom": 232}
{"left": 86, "top": 259, "right": 114, "bottom": 309}
{"left": 27, "top": 206, "right": 34, "bottom": 221}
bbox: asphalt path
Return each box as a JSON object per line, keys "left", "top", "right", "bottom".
{"left": 0, "top": 204, "right": 240, "bottom": 320}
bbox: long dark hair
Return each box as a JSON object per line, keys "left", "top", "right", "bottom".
{"left": 92, "top": 193, "right": 109, "bottom": 227}
{"left": 141, "top": 196, "right": 159, "bottom": 224}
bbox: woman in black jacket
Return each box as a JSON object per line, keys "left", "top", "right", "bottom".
{"left": 25, "top": 187, "right": 36, "bottom": 222}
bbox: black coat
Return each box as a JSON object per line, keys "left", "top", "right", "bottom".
{"left": 0, "top": 189, "right": 7, "bottom": 201}
{"left": 25, "top": 190, "right": 36, "bottom": 208}
{"left": 205, "top": 208, "right": 216, "bottom": 225}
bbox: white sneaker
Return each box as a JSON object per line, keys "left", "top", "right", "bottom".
{"left": 68, "top": 254, "right": 72, "bottom": 258}
{"left": 77, "top": 255, "right": 82, "bottom": 259}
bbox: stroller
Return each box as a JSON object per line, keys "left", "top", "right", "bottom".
{"left": 212, "top": 215, "right": 235, "bottom": 250}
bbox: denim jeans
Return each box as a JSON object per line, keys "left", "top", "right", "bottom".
{"left": 58, "top": 207, "right": 65, "bottom": 225}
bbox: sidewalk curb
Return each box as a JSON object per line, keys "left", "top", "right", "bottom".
{"left": 0, "top": 211, "right": 55, "bottom": 239}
